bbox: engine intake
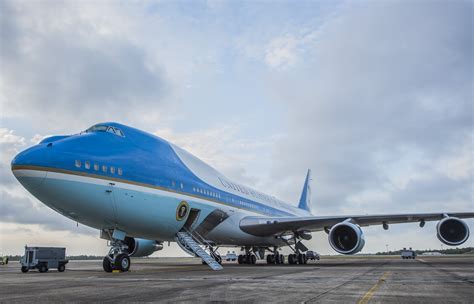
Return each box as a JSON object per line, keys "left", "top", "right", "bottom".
{"left": 328, "top": 222, "right": 365, "bottom": 254}
{"left": 124, "top": 237, "right": 163, "bottom": 257}
{"left": 436, "top": 217, "right": 469, "bottom": 246}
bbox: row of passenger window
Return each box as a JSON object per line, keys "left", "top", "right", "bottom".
{"left": 192, "top": 186, "right": 221, "bottom": 199}
{"left": 75, "top": 160, "right": 123, "bottom": 176}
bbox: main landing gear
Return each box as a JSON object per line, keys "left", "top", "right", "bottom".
{"left": 288, "top": 253, "right": 307, "bottom": 265}
{"left": 238, "top": 253, "right": 257, "bottom": 264}
{"left": 237, "top": 247, "right": 258, "bottom": 264}
{"left": 266, "top": 246, "right": 285, "bottom": 265}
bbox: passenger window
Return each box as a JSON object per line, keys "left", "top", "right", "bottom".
{"left": 75, "top": 160, "right": 81, "bottom": 168}
{"left": 118, "top": 168, "right": 123, "bottom": 175}
{"left": 85, "top": 161, "right": 90, "bottom": 169}
{"left": 102, "top": 165, "right": 107, "bottom": 173}
{"left": 94, "top": 163, "right": 99, "bottom": 171}
{"left": 110, "top": 167, "right": 115, "bottom": 174}
{"left": 180, "top": 182, "right": 184, "bottom": 189}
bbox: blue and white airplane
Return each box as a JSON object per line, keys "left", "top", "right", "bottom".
{"left": 11, "top": 122, "right": 473, "bottom": 271}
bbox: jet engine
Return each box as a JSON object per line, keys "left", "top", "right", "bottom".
{"left": 328, "top": 222, "right": 365, "bottom": 254}
{"left": 124, "top": 237, "right": 163, "bottom": 257}
{"left": 436, "top": 217, "right": 470, "bottom": 246}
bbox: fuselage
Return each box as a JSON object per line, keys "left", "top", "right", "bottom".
{"left": 12, "top": 122, "right": 310, "bottom": 246}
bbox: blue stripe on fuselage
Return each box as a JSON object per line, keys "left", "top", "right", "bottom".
{"left": 30, "top": 123, "right": 296, "bottom": 217}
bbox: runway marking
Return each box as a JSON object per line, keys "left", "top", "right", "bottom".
{"left": 357, "top": 271, "right": 390, "bottom": 304}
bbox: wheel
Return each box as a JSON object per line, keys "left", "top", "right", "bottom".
{"left": 238, "top": 255, "right": 244, "bottom": 264}
{"left": 115, "top": 253, "right": 131, "bottom": 272}
{"left": 103, "top": 256, "right": 113, "bottom": 272}
{"left": 21, "top": 266, "right": 29, "bottom": 273}
{"left": 250, "top": 254, "right": 256, "bottom": 264}
{"left": 245, "top": 254, "right": 252, "bottom": 264}
{"left": 280, "top": 254, "right": 285, "bottom": 265}
{"left": 297, "top": 254, "right": 304, "bottom": 265}
{"left": 266, "top": 254, "right": 273, "bottom": 264}
{"left": 38, "top": 264, "right": 48, "bottom": 273}
{"left": 58, "top": 264, "right": 66, "bottom": 272}
{"left": 288, "top": 254, "right": 295, "bottom": 265}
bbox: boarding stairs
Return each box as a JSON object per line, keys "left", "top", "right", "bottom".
{"left": 176, "top": 229, "right": 223, "bottom": 271}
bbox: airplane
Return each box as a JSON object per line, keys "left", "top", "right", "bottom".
{"left": 11, "top": 122, "right": 473, "bottom": 272}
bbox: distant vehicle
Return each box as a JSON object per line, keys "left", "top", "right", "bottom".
{"left": 305, "top": 251, "right": 320, "bottom": 261}
{"left": 401, "top": 248, "right": 416, "bottom": 259}
{"left": 226, "top": 251, "right": 237, "bottom": 262}
{"left": 0, "top": 256, "right": 9, "bottom": 265}
{"left": 20, "top": 246, "right": 69, "bottom": 273}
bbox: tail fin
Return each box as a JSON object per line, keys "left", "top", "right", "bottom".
{"left": 298, "top": 169, "right": 312, "bottom": 213}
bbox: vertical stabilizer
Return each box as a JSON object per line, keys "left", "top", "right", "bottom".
{"left": 298, "top": 169, "right": 312, "bottom": 213}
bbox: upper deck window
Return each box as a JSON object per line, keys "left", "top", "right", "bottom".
{"left": 85, "top": 125, "right": 125, "bottom": 137}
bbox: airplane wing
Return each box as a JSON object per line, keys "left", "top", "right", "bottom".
{"left": 239, "top": 212, "right": 474, "bottom": 236}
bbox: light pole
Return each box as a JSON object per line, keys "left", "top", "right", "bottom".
{"left": 385, "top": 244, "right": 389, "bottom": 253}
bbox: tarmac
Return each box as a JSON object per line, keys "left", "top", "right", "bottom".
{"left": 1, "top": 255, "right": 473, "bottom": 303}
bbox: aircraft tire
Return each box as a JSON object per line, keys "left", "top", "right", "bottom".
{"left": 115, "top": 254, "right": 131, "bottom": 272}
{"left": 238, "top": 255, "right": 244, "bottom": 264}
{"left": 276, "top": 254, "right": 282, "bottom": 264}
{"left": 297, "top": 254, "right": 304, "bottom": 265}
{"left": 103, "top": 257, "right": 113, "bottom": 272}
{"left": 280, "top": 254, "right": 285, "bottom": 264}
{"left": 21, "top": 266, "right": 29, "bottom": 273}
{"left": 266, "top": 254, "right": 274, "bottom": 264}
{"left": 288, "top": 254, "right": 295, "bottom": 264}
{"left": 251, "top": 254, "right": 256, "bottom": 264}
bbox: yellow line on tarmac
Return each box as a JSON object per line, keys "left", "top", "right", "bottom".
{"left": 357, "top": 271, "right": 390, "bottom": 304}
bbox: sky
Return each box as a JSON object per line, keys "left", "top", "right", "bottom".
{"left": 0, "top": 0, "right": 473, "bottom": 257}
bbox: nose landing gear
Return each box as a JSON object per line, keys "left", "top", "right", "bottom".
{"left": 101, "top": 230, "right": 132, "bottom": 273}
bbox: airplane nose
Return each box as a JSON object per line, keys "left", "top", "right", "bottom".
{"left": 11, "top": 145, "right": 50, "bottom": 190}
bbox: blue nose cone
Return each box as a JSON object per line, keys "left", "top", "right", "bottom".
{"left": 11, "top": 144, "right": 51, "bottom": 189}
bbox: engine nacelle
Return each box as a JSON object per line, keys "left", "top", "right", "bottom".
{"left": 328, "top": 222, "right": 365, "bottom": 254}
{"left": 436, "top": 217, "right": 469, "bottom": 246}
{"left": 124, "top": 237, "right": 163, "bottom": 257}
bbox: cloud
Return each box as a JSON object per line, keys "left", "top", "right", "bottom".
{"left": 0, "top": 0, "right": 168, "bottom": 129}
{"left": 263, "top": 1, "right": 473, "bottom": 218}
{"left": 0, "top": 128, "right": 26, "bottom": 185}
{"left": 264, "top": 35, "right": 299, "bottom": 68}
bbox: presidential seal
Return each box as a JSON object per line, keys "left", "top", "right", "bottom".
{"left": 176, "top": 201, "right": 189, "bottom": 221}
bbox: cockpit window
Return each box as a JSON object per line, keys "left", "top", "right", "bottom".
{"left": 85, "top": 125, "right": 124, "bottom": 137}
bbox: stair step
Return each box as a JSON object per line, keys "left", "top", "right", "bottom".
{"left": 176, "top": 231, "right": 223, "bottom": 271}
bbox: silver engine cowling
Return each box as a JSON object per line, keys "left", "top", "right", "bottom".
{"left": 328, "top": 222, "right": 365, "bottom": 254}
{"left": 124, "top": 237, "right": 163, "bottom": 257}
{"left": 436, "top": 217, "right": 470, "bottom": 246}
